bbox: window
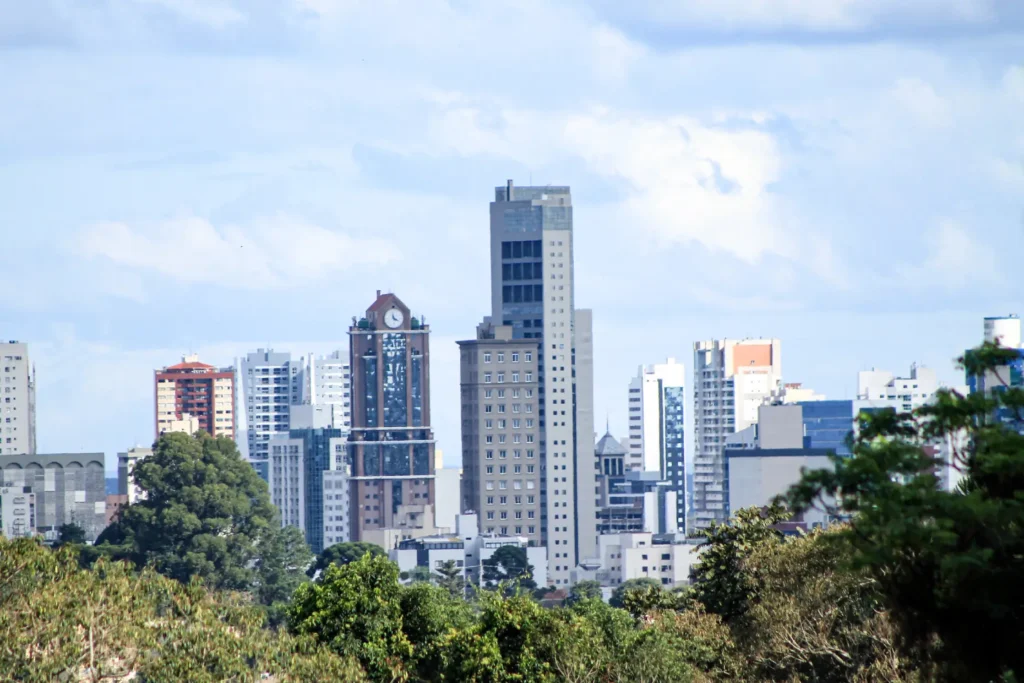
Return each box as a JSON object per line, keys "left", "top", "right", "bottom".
{"left": 497, "top": 373, "right": 505, "bottom": 383}
{"left": 483, "top": 353, "right": 492, "bottom": 363}
{"left": 487, "top": 511, "right": 495, "bottom": 520}
{"left": 486, "top": 482, "right": 494, "bottom": 490}
{"left": 498, "top": 404, "right": 506, "bottom": 413}
{"left": 486, "top": 450, "right": 494, "bottom": 459}
{"left": 485, "top": 435, "right": 493, "bottom": 444}
{"left": 486, "top": 496, "right": 494, "bottom": 505}
{"left": 497, "top": 389, "right": 505, "bottom": 398}
{"left": 512, "top": 353, "right": 519, "bottom": 362}
{"left": 512, "top": 372, "right": 520, "bottom": 382}
{"left": 486, "top": 466, "right": 493, "bottom": 474}
{"left": 527, "top": 464, "right": 535, "bottom": 473}
{"left": 485, "top": 419, "right": 493, "bottom": 429}
{"left": 485, "top": 389, "right": 492, "bottom": 398}
{"left": 499, "top": 465, "right": 507, "bottom": 474}
{"left": 484, "top": 373, "right": 492, "bottom": 384}
{"left": 525, "top": 352, "right": 533, "bottom": 362}
{"left": 525, "top": 372, "right": 533, "bottom": 382}
{"left": 484, "top": 404, "right": 493, "bottom": 413}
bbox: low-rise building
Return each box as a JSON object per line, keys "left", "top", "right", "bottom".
{"left": 574, "top": 532, "right": 702, "bottom": 590}
{"left": 0, "top": 453, "right": 106, "bottom": 541}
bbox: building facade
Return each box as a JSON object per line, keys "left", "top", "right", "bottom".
{"left": 0, "top": 485, "right": 35, "bottom": 538}
{"left": 117, "top": 446, "right": 152, "bottom": 505}
{"left": 155, "top": 355, "right": 235, "bottom": 439}
{"left": 484, "top": 180, "right": 598, "bottom": 586}
{"left": 267, "top": 427, "right": 348, "bottom": 554}
{"left": 968, "top": 315, "right": 1024, "bottom": 429}
{"left": 692, "top": 338, "right": 782, "bottom": 530}
{"left": 458, "top": 321, "right": 543, "bottom": 546}
{"left": 348, "top": 292, "right": 436, "bottom": 541}
{"left": 800, "top": 400, "right": 854, "bottom": 455}
{"left": 857, "top": 364, "right": 939, "bottom": 413}
{"left": 725, "top": 404, "right": 836, "bottom": 529}
{"left": 0, "top": 452, "right": 106, "bottom": 541}
{"left": 627, "top": 359, "right": 686, "bottom": 529}
{"left": 0, "top": 341, "right": 36, "bottom": 456}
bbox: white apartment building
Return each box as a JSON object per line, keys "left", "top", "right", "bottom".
{"left": 0, "top": 342, "right": 35, "bottom": 456}
{"left": 692, "top": 338, "right": 782, "bottom": 530}
{"left": 302, "top": 349, "right": 353, "bottom": 429}
{"left": 627, "top": 358, "right": 686, "bottom": 473}
{"left": 323, "top": 467, "right": 351, "bottom": 548}
{"left": 117, "top": 446, "right": 152, "bottom": 505}
{"left": 578, "top": 532, "right": 702, "bottom": 590}
{"left": 768, "top": 382, "right": 825, "bottom": 404}
{"left": 857, "top": 364, "right": 939, "bottom": 412}
{"left": 0, "top": 485, "right": 35, "bottom": 538}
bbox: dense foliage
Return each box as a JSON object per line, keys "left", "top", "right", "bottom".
{"left": 787, "top": 342, "right": 1024, "bottom": 681}
{"left": 0, "top": 537, "right": 364, "bottom": 682}
{"left": 87, "top": 431, "right": 312, "bottom": 617}
{"left": 10, "top": 345, "right": 1021, "bottom": 681}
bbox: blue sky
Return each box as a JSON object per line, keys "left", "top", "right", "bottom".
{"left": 2, "top": 0, "right": 1022, "bottom": 471}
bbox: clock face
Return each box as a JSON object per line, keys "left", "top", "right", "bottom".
{"left": 384, "top": 308, "right": 404, "bottom": 329}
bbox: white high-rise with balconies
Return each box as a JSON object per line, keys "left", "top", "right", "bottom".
{"left": 0, "top": 342, "right": 35, "bottom": 456}
{"left": 692, "top": 338, "right": 782, "bottom": 530}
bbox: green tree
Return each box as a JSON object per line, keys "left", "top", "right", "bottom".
{"left": 53, "top": 522, "right": 86, "bottom": 548}
{"left": 309, "top": 540, "right": 386, "bottom": 577}
{"left": 608, "top": 577, "right": 661, "bottom": 609}
{"left": 787, "top": 343, "right": 1024, "bottom": 681}
{"left": 0, "top": 536, "right": 366, "bottom": 681}
{"left": 253, "top": 524, "right": 313, "bottom": 627}
{"left": 481, "top": 545, "right": 537, "bottom": 593}
{"left": 92, "top": 431, "right": 277, "bottom": 593}
{"left": 288, "top": 553, "right": 412, "bottom": 682}
{"left": 434, "top": 558, "right": 467, "bottom": 598}
{"left": 565, "top": 579, "right": 603, "bottom": 605}
{"left": 401, "top": 565, "right": 434, "bottom": 584}
{"left": 398, "top": 581, "right": 473, "bottom": 680}
{"left": 690, "top": 503, "right": 788, "bottom": 624}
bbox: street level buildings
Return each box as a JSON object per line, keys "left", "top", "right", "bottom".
{"left": 692, "top": 338, "right": 782, "bottom": 530}
{"left": 155, "top": 355, "right": 235, "bottom": 439}
{"left": 0, "top": 341, "right": 36, "bottom": 456}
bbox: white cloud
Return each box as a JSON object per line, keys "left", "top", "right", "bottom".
{"left": 1004, "top": 65, "right": 1024, "bottom": 102}
{"left": 889, "top": 77, "right": 952, "bottom": 129}
{"left": 135, "top": 0, "right": 245, "bottom": 28}
{"left": 903, "top": 219, "right": 1003, "bottom": 290}
{"left": 77, "top": 215, "right": 399, "bottom": 289}
{"left": 593, "top": 0, "right": 996, "bottom": 31}
{"left": 425, "top": 103, "right": 788, "bottom": 262}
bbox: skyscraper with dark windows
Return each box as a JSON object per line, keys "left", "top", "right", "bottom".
{"left": 472, "top": 180, "right": 597, "bottom": 587}
{"left": 348, "top": 292, "right": 436, "bottom": 542}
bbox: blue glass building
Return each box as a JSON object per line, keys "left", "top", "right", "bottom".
{"left": 799, "top": 400, "right": 854, "bottom": 456}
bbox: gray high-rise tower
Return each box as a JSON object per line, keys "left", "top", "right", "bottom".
{"left": 482, "top": 181, "right": 597, "bottom": 587}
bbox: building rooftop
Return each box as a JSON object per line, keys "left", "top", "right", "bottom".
{"left": 595, "top": 430, "right": 627, "bottom": 457}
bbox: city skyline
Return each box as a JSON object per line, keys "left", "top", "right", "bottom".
{"left": 2, "top": 1, "right": 1020, "bottom": 473}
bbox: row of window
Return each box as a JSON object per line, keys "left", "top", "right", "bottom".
{"left": 484, "top": 449, "right": 535, "bottom": 459}
{"left": 483, "top": 418, "right": 534, "bottom": 429}
{"left": 484, "top": 434, "right": 535, "bottom": 444}
{"left": 484, "top": 403, "right": 533, "bottom": 414}
{"left": 483, "top": 372, "right": 533, "bottom": 383}
{"left": 485, "top": 388, "right": 533, "bottom": 399}
{"left": 485, "top": 480, "right": 534, "bottom": 490}
{"left": 485, "top": 464, "right": 535, "bottom": 474}
{"left": 501, "top": 284, "right": 543, "bottom": 304}
{"left": 482, "top": 351, "right": 533, "bottom": 363}
{"left": 501, "top": 261, "right": 543, "bottom": 281}
{"left": 500, "top": 239, "right": 543, "bottom": 259}
{"left": 486, "top": 510, "right": 534, "bottom": 520}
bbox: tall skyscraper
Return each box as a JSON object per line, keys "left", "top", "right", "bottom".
{"left": 481, "top": 180, "right": 597, "bottom": 586}
{"left": 155, "top": 355, "right": 235, "bottom": 439}
{"left": 692, "top": 338, "right": 782, "bottom": 530}
{"left": 627, "top": 359, "right": 686, "bottom": 530}
{"left": 458, "top": 321, "right": 543, "bottom": 546}
{"left": 0, "top": 341, "right": 36, "bottom": 456}
{"left": 348, "top": 292, "right": 436, "bottom": 541}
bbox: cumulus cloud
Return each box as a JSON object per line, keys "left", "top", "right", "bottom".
{"left": 135, "top": 0, "right": 245, "bottom": 27}
{"left": 903, "top": 219, "right": 1003, "bottom": 290}
{"left": 77, "top": 215, "right": 399, "bottom": 289}
{"left": 889, "top": 78, "right": 952, "bottom": 129}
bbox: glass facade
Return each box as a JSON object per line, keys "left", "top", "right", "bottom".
{"left": 382, "top": 334, "right": 408, "bottom": 427}
{"left": 967, "top": 348, "right": 1024, "bottom": 431}
{"left": 411, "top": 351, "right": 424, "bottom": 427}
{"left": 800, "top": 400, "right": 854, "bottom": 456}
{"left": 293, "top": 427, "right": 345, "bottom": 554}
{"left": 363, "top": 354, "right": 378, "bottom": 426}
{"left": 662, "top": 385, "right": 686, "bottom": 529}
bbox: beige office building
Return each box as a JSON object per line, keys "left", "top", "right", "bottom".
{"left": 459, "top": 321, "right": 543, "bottom": 547}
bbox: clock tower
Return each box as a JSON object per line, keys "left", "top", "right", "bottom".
{"left": 347, "top": 291, "right": 436, "bottom": 543}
